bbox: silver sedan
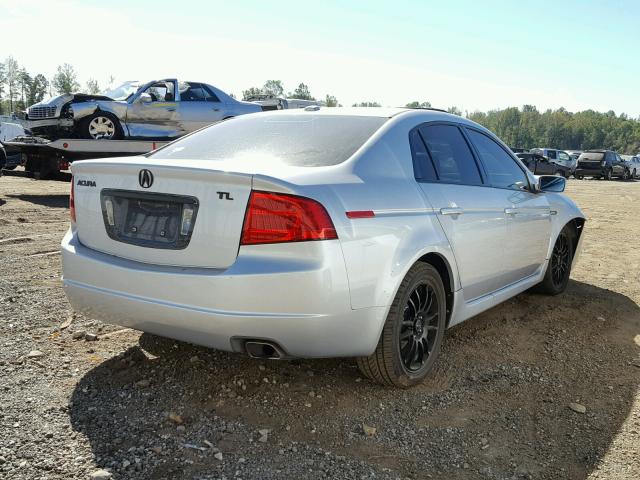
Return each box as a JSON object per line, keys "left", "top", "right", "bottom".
{"left": 62, "top": 108, "right": 585, "bottom": 387}
{"left": 26, "top": 79, "right": 262, "bottom": 140}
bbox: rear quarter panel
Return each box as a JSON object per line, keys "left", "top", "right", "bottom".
{"left": 324, "top": 118, "right": 460, "bottom": 310}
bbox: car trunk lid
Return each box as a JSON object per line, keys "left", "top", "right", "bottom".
{"left": 71, "top": 158, "right": 252, "bottom": 268}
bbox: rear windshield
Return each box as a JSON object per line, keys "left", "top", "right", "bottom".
{"left": 579, "top": 152, "right": 604, "bottom": 161}
{"left": 151, "top": 114, "right": 387, "bottom": 167}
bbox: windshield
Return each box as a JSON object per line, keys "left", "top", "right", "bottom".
{"left": 151, "top": 114, "right": 387, "bottom": 167}
{"left": 102, "top": 81, "right": 141, "bottom": 101}
{"left": 579, "top": 152, "right": 605, "bottom": 161}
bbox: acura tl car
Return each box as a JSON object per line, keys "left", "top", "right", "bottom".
{"left": 62, "top": 108, "right": 585, "bottom": 387}
{"left": 25, "top": 79, "right": 262, "bottom": 140}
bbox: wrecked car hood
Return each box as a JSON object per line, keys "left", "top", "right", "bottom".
{"left": 29, "top": 93, "right": 115, "bottom": 109}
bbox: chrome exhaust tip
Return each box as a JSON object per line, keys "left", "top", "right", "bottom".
{"left": 245, "top": 341, "right": 283, "bottom": 360}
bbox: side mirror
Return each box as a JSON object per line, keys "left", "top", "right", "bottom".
{"left": 137, "top": 92, "right": 152, "bottom": 103}
{"left": 538, "top": 175, "right": 566, "bottom": 193}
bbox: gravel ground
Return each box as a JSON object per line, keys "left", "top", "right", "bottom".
{"left": 1, "top": 170, "right": 639, "bottom": 480}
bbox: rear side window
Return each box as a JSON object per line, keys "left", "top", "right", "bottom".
{"left": 151, "top": 114, "right": 387, "bottom": 167}
{"left": 180, "top": 82, "right": 221, "bottom": 102}
{"left": 418, "top": 124, "right": 483, "bottom": 185}
{"left": 409, "top": 129, "right": 437, "bottom": 181}
{"left": 547, "top": 150, "right": 557, "bottom": 159}
{"left": 467, "top": 129, "right": 529, "bottom": 191}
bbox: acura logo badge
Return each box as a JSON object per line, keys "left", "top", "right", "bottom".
{"left": 138, "top": 169, "right": 153, "bottom": 188}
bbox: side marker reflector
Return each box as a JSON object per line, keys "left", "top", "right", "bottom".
{"left": 346, "top": 210, "right": 375, "bottom": 219}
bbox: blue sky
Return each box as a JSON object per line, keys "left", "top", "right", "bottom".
{"left": 2, "top": 0, "right": 639, "bottom": 116}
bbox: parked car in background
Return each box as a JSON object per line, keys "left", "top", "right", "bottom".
{"left": 530, "top": 148, "right": 574, "bottom": 172}
{"left": 631, "top": 157, "right": 640, "bottom": 179}
{"left": 63, "top": 107, "right": 585, "bottom": 387}
{"left": 566, "top": 150, "right": 582, "bottom": 161}
{"left": 574, "top": 150, "right": 630, "bottom": 180}
{"left": 25, "top": 79, "right": 262, "bottom": 140}
{"left": 516, "top": 152, "right": 572, "bottom": 177}
{"left": 245, "top": 94, "right": 325, "bottom": 111}
{"left": 620, "top": 155, "right": 640, "bottom": 179}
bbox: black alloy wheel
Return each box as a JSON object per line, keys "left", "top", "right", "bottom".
{"left": 399, "top": 282, "right": 439, "bottom": 372}
{"left": 357, "top": 263, "right": 446, "bottom": 387}
{"left": 550, "top": 231, "right": 571, "bottom": 290}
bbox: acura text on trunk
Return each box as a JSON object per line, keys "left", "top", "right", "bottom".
{"left": 62, "top": 108, "right": 586, "bottom": 387}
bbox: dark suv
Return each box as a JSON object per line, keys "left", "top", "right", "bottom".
{"left": 574, "top": 150, "right": 630, "bottom": 180}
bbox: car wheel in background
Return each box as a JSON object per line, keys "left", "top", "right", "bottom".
{"left": 357, "top": 263, "right": 446, "bottom": 388}
{"left": 622, "top": 169, "right": 630, "bottom": 181}
{"left": 633, "top": 169, "right": 637, "bottom": 180}
{"left": 78, "top": 112, "right": 123, "bottom": 140}
{"left": 536, "top": 225, "right": 574, "bottom": 296}
{"left": 574, "top": 174, "right": 583, "bottom": 180}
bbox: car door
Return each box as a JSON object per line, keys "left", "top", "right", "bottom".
{"left": 125, "top": 80, "right": 183, "bottom": 138}
{"left": 177, "top": 82, "right": 225, "bottom": 133}
{"left": 537, "top": 155, "right": 554, "bottom": 174}
{"left": 559, "top": 151, "right": 571, "bottom": 168}
{"left": 613, "top": 153, "right": 625, "bottom": 175}
{"left": 466, "top": 128, "right": 552, "bottom": 286}
{"left": 411, "top": 123, "right": 507, "bottom": 301}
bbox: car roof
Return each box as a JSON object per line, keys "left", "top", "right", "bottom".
{"left": 246, "top": 106, "right": 466, "bottom": 119}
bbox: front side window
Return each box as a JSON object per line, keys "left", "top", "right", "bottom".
{"left": 558, "top": 151, "right": 570, "bottom": 162}
{"left": 418, "top": 124, "right": 483, "bottom": 185}
{"left": 143, "top": 82, "right": 175, "bottom": 102}
{"left": 467, "top": 129, "right": 529, "bottom": 191}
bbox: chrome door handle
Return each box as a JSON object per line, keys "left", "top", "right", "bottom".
{"left": 440, "top": 207, "right": 464, "bottom": 216}
{"left": 504, "top": 208, "right": 518, "bottom": 215}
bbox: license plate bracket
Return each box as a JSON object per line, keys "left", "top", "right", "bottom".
{"left": 100, "top": 189, "right": 199, "bottom": 249}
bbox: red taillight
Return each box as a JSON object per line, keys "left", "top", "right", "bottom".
{"left": 240, "top": 191, "right": 338, "bottom": 245}
{"left": 69, "top": 177, "right": 76, "bottom": 223}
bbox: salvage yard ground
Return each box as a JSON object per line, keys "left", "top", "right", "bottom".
{"left": 1, "top": 171, "right": 639, "bottom": 480}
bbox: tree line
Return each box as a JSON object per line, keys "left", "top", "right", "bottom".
{"left": 0, "top": 56, "right": 101, "bottom": 115}
{"left": 2, "top": 59, "right": 639, "bottom": 153}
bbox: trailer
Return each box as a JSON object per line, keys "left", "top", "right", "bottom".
{"left": 3, "top": 137, "right": 169, "bottom": 179}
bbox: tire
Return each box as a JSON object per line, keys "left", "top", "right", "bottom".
{"left": 633, "top": 169, "right": 637, "bottom": 180}
{"left": 536, "top": 225, "right": 574, "bottom": 295}
{"left": 357, "top": 263, "right": 446, "bottom": 388}
{"left": 78, "top": 112, "right": 123, "bottom": 140}
{"left": 574, "top": 174, "right": 583, "bottom": 180}
{"left": 604, "top": 169, "right": 613, "bottom": 181}
{"left": 622, "top": 169, "right": 630, "bottom": 181}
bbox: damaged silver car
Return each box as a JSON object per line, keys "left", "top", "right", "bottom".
{"left": 25, "top": 79, "right": 262, "bottom": 140}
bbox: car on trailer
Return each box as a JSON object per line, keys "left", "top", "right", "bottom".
{"left": 24, "top": 79, "right": 261, "bottom": 140}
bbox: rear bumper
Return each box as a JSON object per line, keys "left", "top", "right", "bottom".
{"left": 61, "top": 230, "right": 386, "bottom": 358}
{"left": 574, "top": 167, "right": 604, "bottom": 177}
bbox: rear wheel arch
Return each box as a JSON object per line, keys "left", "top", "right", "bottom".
{"left": 416, "top": 253, "right": 455, "bottom": 326}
